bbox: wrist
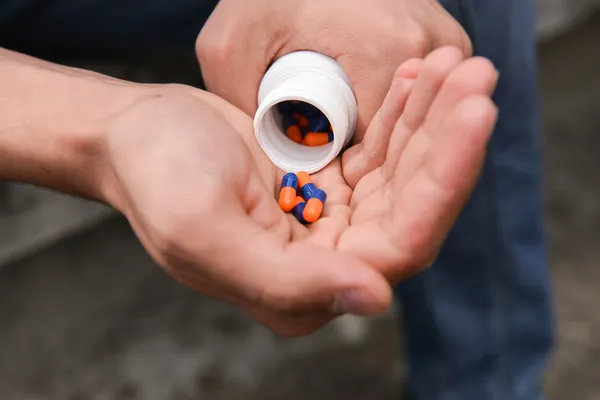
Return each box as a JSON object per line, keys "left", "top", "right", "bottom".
{"left": 0, "top": 49, "right": 153, "bottom": 205}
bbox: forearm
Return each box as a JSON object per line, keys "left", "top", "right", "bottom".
{"left": 0, "top": 48, "right": 149, "bottom": 202}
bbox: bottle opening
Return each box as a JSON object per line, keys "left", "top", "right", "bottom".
{"left": 275, "top": 101, "right": 335, "bottom": 147}
{"left": 255, "top": 98, "right": 339, "bottom": 173}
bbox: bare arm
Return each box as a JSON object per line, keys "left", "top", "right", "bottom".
{"left": 0, "top": 48, "right": 149, "bottom": 202}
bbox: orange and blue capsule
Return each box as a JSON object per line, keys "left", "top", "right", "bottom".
{"left": 303, "top": 132, "right": 332, "bottom": 147}
{"left": 292, "top": 196, "right": 308, "bottom": 225}
{"left": 297, "top": 171, "right": 317, "bottom": 200}
{"left": 303, "top": 189, "right": 327, "bottom": 223}
{"left": 278, "top": 173, "right": 299, "bottom": 212}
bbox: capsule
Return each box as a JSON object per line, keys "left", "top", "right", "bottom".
{"left": 286, "top": 125, "right": 303, "bottom": 143}
{"left": 308, "top": 116, "right": 330, "bottom": 133}
{"left": 303, "top": 189, "right": 327, "bottom": 223}
{"left": 278, "top": 173, "right": 299, "bottom": 212}
{"left": 303, "top": 132, "right": 330, "bottom": 147}
{"left": 297, "top": 171, "right": 317, "bottom": 200}
{"left": 292, "top": 196, "right": 308, "bottom": 225}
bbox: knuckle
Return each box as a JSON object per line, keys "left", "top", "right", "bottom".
{"left": 401, "top": 23, "right": 431, "bottom": 57}
{"left": 437, "top": 19, "right": 473, "bottom": 57}
{"left": 376, "top": 16, "right": 430, "bottom": 59}
{"left": 196, "top": 26, "right": 233, "bottom": 86}
{"left": 448, "top": 23, "right": 473, "bottom": 57}
{"left": 196, "top": 29, "right": 224, "bottom": 63}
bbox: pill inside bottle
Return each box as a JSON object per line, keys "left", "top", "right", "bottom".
{"left": 275, "top": 101, "right": 334, "bottom": 147}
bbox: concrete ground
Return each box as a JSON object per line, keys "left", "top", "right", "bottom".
{"left": 1, "top": 12, "right": 599, "bottom": 400}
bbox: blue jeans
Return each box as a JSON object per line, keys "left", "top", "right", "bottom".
{"left": 397, "top": 1, "right": 555, "bottom": 399}
{"left": 0, "top": 1, "right": 555, "bottom": 399}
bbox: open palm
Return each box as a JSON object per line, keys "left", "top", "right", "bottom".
{"left": 108, "top": 47, "right": 497, "bottom": 337}
{"left": 270, "top": 47, "right": 498, "bottom": 279}
{"left": 234, "top": 47, "right": 498, "bottom": 333}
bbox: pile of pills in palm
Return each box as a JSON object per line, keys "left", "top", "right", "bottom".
{"left": 277, "top": 101, "right": 334, "bottom": 146}
{"left": 278, "top": 171, "right": 327, "bottom": 224}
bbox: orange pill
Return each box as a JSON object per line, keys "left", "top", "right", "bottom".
{"left": 286, "top": 125, "right": 303, "bottom": 143}
{"left": 278, "top": 173, "right": 299, "bottom": 212}
{"left": 279, "top": 187, "right": 297, "bottom": 212}
{"left": 303, "top": 132, "right": 330, "bottom": 147}
{"left": 302, "top": 189, "right": 327, "bottom": 223}
{"left": 296, "top": 171, "right": 312, "bottom": 188}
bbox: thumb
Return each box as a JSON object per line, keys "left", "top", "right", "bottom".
{"left": 209, "top": 211, "right": 393, "bottom": 317}
{"left": 342, "top": 59, "right": 421, "bottom": 188}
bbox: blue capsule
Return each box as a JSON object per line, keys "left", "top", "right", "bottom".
{"left": 281, "top": 173, "right": 298, "bottom": 189}
{"left": 292, "top": 197, "right": 308, "bottom": 224}
{"left": 300, "top": 182, "right": 317, "bottom": 200}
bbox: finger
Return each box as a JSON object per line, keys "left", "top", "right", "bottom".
{"left": 342, "top": 59, "right": 421, "bottom": 188}
{"left": 185, "top": 173, "right": 392, "bottom": 317}
{"left": 386, "top": 57, "right": 498, "bottom": 194}
{"left": 386, "top": 95, "right": 498, "bottom": 274}
{"left": 337, "top": 223, "right": 417, "bottom": 283}
{"left": 424, "top": 56, "right": 498, "bottom": 136}
{"left": 277, "top": 163, "right": 352, "bottom": 245}
{"left": 402, "top": 46, "right": 465, "bottom": 132}
{"left": 338, "top": 95, "right": 497, "bottom": 282}
{"left": 305, "top": 161, "right": 352, "bottom": 248}
{"left": 382, "top": 46, "right": 464, "bottom": 178}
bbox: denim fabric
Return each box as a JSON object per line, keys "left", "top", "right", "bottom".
{"left": 0, "top": 1, "right": 555, "bottom": 399}
{"left": 0, "top": 0, "right": 219, "bottom": 57}
{"left": 395, "top": 1, "right": 555, "bottom": 399}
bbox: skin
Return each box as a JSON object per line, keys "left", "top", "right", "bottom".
{"left": 106, "top": 47, "right": 498, "bottom": 336}
{"left": 196, "top": 0, "right": 472, "bottom": 140}
{"left": 0, "top": 43, "right": 496, "bottom": 337}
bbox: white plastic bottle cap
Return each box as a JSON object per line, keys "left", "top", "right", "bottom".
{"left": 253, "top": 51, "right": 358, "bottom": 174}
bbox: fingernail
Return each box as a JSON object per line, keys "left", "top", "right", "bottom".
{"left": 332, "top": 290, "right": 376, "bottom": 316}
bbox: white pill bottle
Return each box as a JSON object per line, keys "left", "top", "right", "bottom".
{"left": 253, "top": 51, "right": 358, "bottom": 174}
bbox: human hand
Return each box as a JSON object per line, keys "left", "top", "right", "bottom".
{"left": 102, "top": 46, "right": 497, "bottom": 337}
{"left": 339, "top": 47, "right": 498, "bottom": 281}
{"left": 196, "top": 0, "right": 471, "bottom": 139}
{"left": 272, "top": 47, "right": 498, "bottom": 287}
{"left": 102, "top": 85, "right": 392, "bottom": 337}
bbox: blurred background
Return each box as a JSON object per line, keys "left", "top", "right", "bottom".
{"left": 0, "top": 1, "right": 599, "bottom": 399}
